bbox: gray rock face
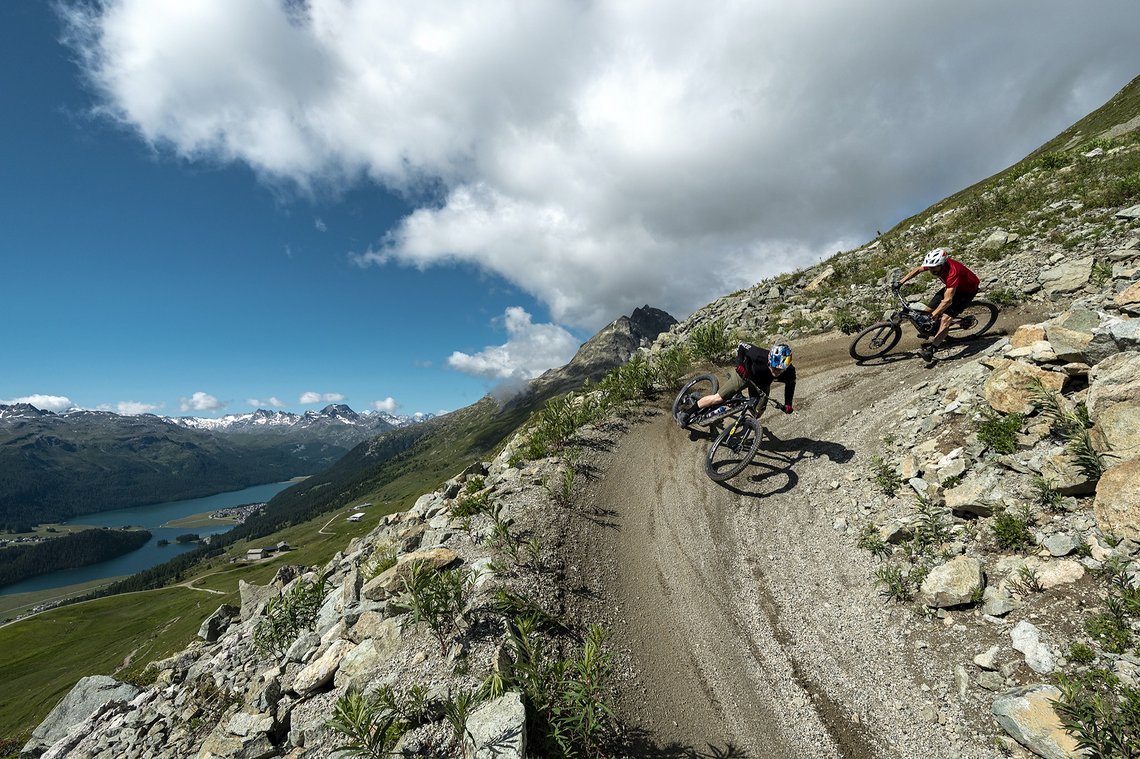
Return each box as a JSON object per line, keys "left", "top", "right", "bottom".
{"left": 1039, "top": 257, "right": 1093, "bottom": 295}
{"left": 1010, "top": 621, "right": 1055, "bottom": 674}
{"left": 1094, "top": 457, "right": 1140, "bottom": 542}
{"left": 464, "top": 691, "right": 526, "bottom": 759}
{"left": 22, "top": 676, "right": 140, "bottom": 758}
{"left": 992, "top": 685, "right": 1081, "bottom": 759}
{"left": 198, "top": 604, "right": 239, "bottom": 643}
{"left": 920, "top": 556, "right": 984, "bottom": 608}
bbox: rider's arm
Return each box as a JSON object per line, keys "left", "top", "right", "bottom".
{"left": 783, "top": 370, "right": 796, "bottom": 410}
{"left": 931, "top": 286, "right": 956, "bottom": 319}
{"left": 897, "top": 266, "right": 924, "bottom": 286}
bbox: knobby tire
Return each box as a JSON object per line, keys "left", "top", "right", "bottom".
{"left": 672, "top": 374, "right": 719, "bottom": 426}
{"left": 849, "top": 322, "right": 902, "bottom": 361}
{"left": 706, "top": 416, "right": 763, "bottom": 482}
{"left": 945, "top": 300, "right": 998, "bottom": 342}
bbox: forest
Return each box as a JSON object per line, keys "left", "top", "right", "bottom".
{"left": 0, "top": 528, "right": 152, "bottom": 589}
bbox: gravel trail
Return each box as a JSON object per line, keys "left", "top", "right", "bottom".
{"left": 559, "top": 310, "right": 1043, "bottom": 757}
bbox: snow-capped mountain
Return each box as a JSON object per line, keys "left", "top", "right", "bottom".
{"left": 166, "top": 404, "right": 432, "bottom": 448}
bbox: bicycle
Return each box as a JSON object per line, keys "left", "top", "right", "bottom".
{"left": 671, "top": 374, "right": 783, "bottom": 482}
{"left": 848, "top": 284, "right": 998, "bottom": 362}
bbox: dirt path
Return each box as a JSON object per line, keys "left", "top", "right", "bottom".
{"left": 561, "top": 307, "right": 1046, "bottom": 757}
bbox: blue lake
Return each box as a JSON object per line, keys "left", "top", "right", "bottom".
{"left": 0, "top": 481, "right": 296, "bottom": 596}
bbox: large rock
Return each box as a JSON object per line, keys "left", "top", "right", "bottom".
{"left": 198, "top": 604, "right": 239, "bottom": 643}
{"left": 1097, "top": 317, "right": 1140, "bottom": 353}
{"left": 1093, "top": 457, "right": 1140, "bottom": 542}
{"left": 464, "top": 692, "right": 527, "bottom": 759}
{"left": 1087, "top": 352, "right": 1140, "bottom": 419}
{"left": 1115, "top": 280, "right": 1140, "bottom": 314}
{"left": 983, "top": 359, "right": 1065, "bottom": 415}
{"left": 239, "top": 580, "right": 279, "bottom": 621}
{"left": 804, "top": 265, "right": 835, "bottom": 291}
{"left": 992, "top": 685, "right": 1081, "bottom": 759}
{"left": 22, "top": 676, "right": 141, "bottom": 758}
{"left": 291, "top": 638, "right": 355, "bottom": 695}
{"left": 1010, "top": 621, "right": 1055, "bottom": 674}
{"left": 1039, "top": 257, "right": 1093, "bottom": 295}
{"left": 1010, "top": 324, "right": 1047, "bottom": 349}
{"left": 1044, "top": 308, "right": 1101, "bottom": 362}
{"left": 1038, "top": 447, "right": 1098, "bottom": 496}
{"left": 945, "top": 468, "right": 1007, "bottom": 518}
{"left": 1093, "top": 400, "right": 1140, "bottom": 458}
{"left": 361, "top": 547, "right": 459, "bottom": 600}
{"left": 920, "top": 555, "right": 984, "bottom": 608}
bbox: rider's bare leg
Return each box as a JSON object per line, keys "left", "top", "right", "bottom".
{"left": 696, "top": 393, "right": 724, "bottom": 410}
{"left": 931, "top": 314, "right": 953, "bottom": 347}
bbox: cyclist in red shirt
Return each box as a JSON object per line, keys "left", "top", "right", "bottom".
{"left": 896, "top": 247, "right": 980, "bottom": 362}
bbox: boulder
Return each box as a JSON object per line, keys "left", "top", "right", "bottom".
{"left": 361, "top": 548, "right": 459, "bottom": 600}
{"left": 1010, "top": 621, "right": 1055, "bottom": 674}
{"left": 1097, "top": 317, "right": 1140, "bottom": 353}
{"left": 1043, "top": 308, "right": 1101, "bottom": 362}
{"left": 198, "top": 604, "right": 239, "bottom": 643}
{"left": 1010, "top": 324, "right": 1047, "bottom": 349}
{"left": 804, "top": 265, "right": 835, "bottom": 292}
{"left": 291, "top": 639, "right": 355, "bottom": 695}
{"left": 1093, "top": 400, "right": 1140, "bottom": 458}
{"left": 1093, "top": 457, "right": 1140, "bottom": 542}
{"left": 239, "top": 580, "right": 279, "bottom": 621}
{"left": 22, "top": 676, "right": 141, "bottom": 758}
{"left": 981, "top": 229, "right": 1012, "bottom": 250}
{"left": 945, "top": 469, "right": 1008, "bottom": 518}
{"left": 1038, "top": 447, "right": 1098, "bottom": 496}
{"left": 1116, "top": 203, "right": 1140, "bottom": 220}
{"left": 983, "top": 359, "right": 1065, "bottom": 415}
{"left": 464, "top": 692, "right": 527, "bottom": 759}
{"left": 992, "top": 685, "right": 1081, "bottom": 759}
{"left": 1115, "top": 280, "right": 1140, "bottom": 314}
{"left": 1039, "top": 257, "right": 1093, "bottom": 295}
{"left": 920, "top": 555, "right": 984, "bottom": 608}
{"left": 1087, "top": 352, "right": 1140, "bottom": 419}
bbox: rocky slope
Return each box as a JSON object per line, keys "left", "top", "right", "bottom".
{"left": 16, "top": 81, "right": 1140, "bottom": 759}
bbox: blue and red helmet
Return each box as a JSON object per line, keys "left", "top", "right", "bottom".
{"left": 769, "top": 343, "right": 792, "bottom": 371}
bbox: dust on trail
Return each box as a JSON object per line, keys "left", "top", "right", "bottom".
{"left": 563, "top": 308, "right": 1044, "bottom": 758}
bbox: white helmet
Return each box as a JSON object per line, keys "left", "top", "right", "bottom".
{"left": 922, "top": 248, "right": 948, "bottom": 268}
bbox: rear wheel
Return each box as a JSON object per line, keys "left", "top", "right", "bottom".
{"left": 672, "top": 374, "right": 718, "bottom": 426}
{"left": 945, "top": 300, "right": 998, "bottom": 342}
{"left": 705, "top": 416, "right": 763, "bottom": 481}
{"left": 849, "top": 322, "right": 902, "bottom": 361}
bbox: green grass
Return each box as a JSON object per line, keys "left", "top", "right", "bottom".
{"left": 0, "top": 587, "right": 232, "bottom": 744}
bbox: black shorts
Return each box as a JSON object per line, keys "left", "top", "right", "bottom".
{"left": 929, "top": 287, "right": 977, "bottom": 317}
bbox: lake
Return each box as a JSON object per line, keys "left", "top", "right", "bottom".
{"left": 0, "top": 481, "right": 296, "bottom": 596}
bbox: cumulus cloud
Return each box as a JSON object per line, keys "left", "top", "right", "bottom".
{"left": 113, "top": 400, "right": 163, "bottom": 415}
{"left": 180, "top": 391, "right": 224, "bottom": 413}
{"left": 299, "top": 391, "right": 345, "bottom": 404}
{"left": 1, "top": 394, "right": 73, "bottom": 412}
{"left": 63, "top": 0, "right": 1140, "bottom": 328}
{"left": 448, "top": 307, "right": 579, "bottom": 381}
{"left": 370, "top": 397, "right": 398, "bottom": 413}
{"left": 247, "top": 396, "right": 286, "bottom": 408}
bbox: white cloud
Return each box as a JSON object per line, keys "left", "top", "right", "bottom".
{"left": 370, "top": 397, "right": 398, "bottom": 413}
{"left": 448, "top": 307, "right": 578, "bottom": 381}
{"left": 299, "top": 391, "right": 345, "bottom": 404}
{"left": 247, "top": 396, "right": 285, "bottom": 408}
{"left": 1, "top": 394, "right": 73, "bottom": 412}
{"left": 63, "top": 0, "right": 1140, "bottom": 328}
{"left": 180, "top": 391, "right": 224, "bottom": 413}
{"left": 115, "top": 400, "right": 163, "bottom": 415}
{"left": 315, "top": 217, "right": 327, "bottom": 232}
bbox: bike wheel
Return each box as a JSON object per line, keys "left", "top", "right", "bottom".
{"left": 849, "top": 322, "right": 902, "bottom": 361}
{"left": 672, "top": 374, "right": 719, "bottom": 425}
{"left": 945, "top": 300, "right": 998, "bottom": 342}
{"left": 705, "top": 416, "right": 763, "bottom": 482}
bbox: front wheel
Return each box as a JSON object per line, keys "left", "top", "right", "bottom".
{"left": 672, "top": 374, "right": 719, "bottom": 426}
{"left": 705, "top": 416, "right": 763, "bottom": 481}
{"left": 849, "top": 322, "right": 902, "bottom": 361}
{"left": 945, "top": 300, "right": 998, "bottom": 342}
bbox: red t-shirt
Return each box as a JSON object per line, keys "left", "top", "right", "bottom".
{"left": 935, "top": 258, "right": 979, "bottom": 293}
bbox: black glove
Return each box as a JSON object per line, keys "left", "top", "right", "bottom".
{"left": 783, "top": 404, "right": 794, "bottom": 414}
{"left": 891, "top": 281, "right": 901, "bottom": 293}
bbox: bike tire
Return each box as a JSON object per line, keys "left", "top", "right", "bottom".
{"left": 945, "top": 300, "right": 998, "bottom": 342}
{"left": 705, "top": 416, "right": 763, "bottom": 482}
{"left": 672, "top": 374, "right": 719, "bottom": 426}
{"left": 849, "top": 322, "right": 902, "bottom": 361}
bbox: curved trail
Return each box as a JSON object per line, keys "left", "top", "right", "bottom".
{"left": 564, "top": 309, "right": 1043, "bottom": 757}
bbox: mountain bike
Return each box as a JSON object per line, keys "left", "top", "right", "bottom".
{"left": 672, "top": 374, "right": 783, "bottom": 482}
{"left": 848, "top": 284, "right": 998, "bottom": 362}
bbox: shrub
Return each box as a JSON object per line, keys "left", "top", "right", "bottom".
{"left": 833, "top": 307, "right": 863, "bottom": 335}
{"left": 1029, "top": 379, "right": 1107, "bottom": 482}
{"left": 870, "top": 455, "right": 903, "bottom": 497}
{"left": 976, "top": 409, "right": 1024, "bottom": 454}
{"left": 327, "top": 690, "right": 405, "bottom": 758}
{"left": 991, "top": 505, "right": 1034, "bottom": 551}
{"left": 1039, "top": 152, "right": 1069, "bottom": 170}
{"left": 1068, "top": 642, "right": 1095, "bottom": 664}
{"left": 253, "top": 577, "right": 326, "bottom": 658}
{"left": 986, "top": 287, "right": 1022, "bottom": 308}
{"left": 393, "top": 562, "right": 476, "bottom": 655}
{"left": 1090, "top": 259, "right": 1114, "bottom": 288}
{"left": 1053, "top": 669, "right": 1140, "bottom": 759}
{"left": 856, "top": 523, "right": 891, "bottom": 560}
{"left": 872, "top": 564, "right": 913, "bottom": 603}
{"left": 1032, "top": 476, "right": 1065, "bottom": 512}
{"left": 653, "top": 344, "right": 691, "bottom": 389}
{"left": 689, "top": 319, "right": 737, "bottom": 364}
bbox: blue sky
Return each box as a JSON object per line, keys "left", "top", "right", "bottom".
{"left": 2, "top": 1, "right": 1138, "bottom": 418}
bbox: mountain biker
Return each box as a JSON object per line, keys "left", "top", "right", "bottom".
{"left": 678, "top": 342, "right": 796, "bottom": 425}
{"left": 895, "top": 247, "right": 980, "bottom": 362}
